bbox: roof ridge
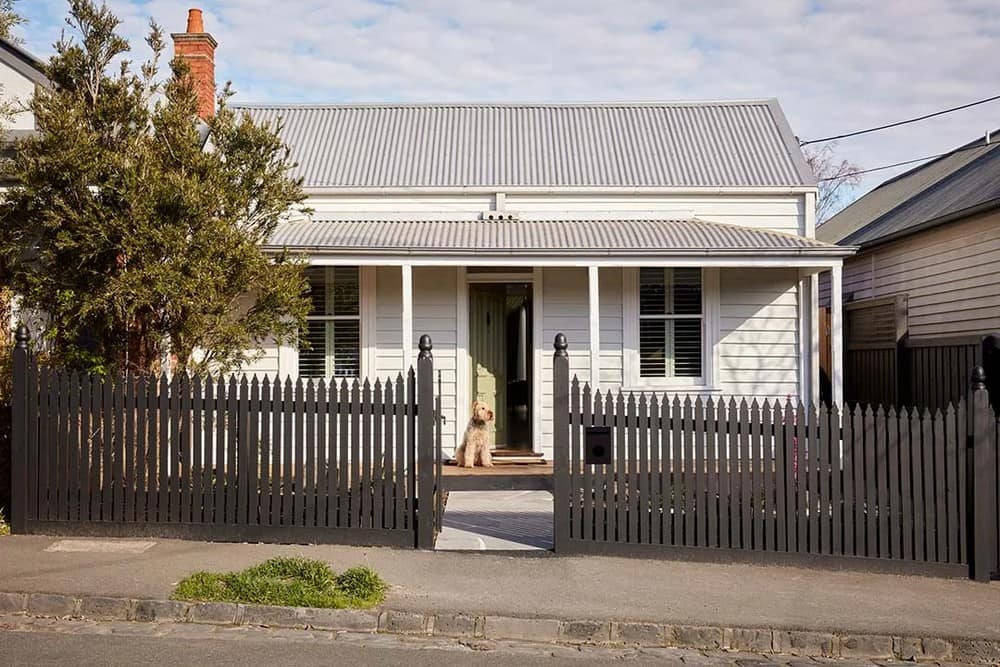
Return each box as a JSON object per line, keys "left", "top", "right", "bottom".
{"left": 232, "top": 98, "right": 777, "bottom": 110}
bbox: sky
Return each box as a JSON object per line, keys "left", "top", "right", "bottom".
{"left": 13, "top": 0, "right": 1000, "bottom": 215}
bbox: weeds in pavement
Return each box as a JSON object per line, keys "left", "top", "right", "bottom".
{"left": 171, "top": 557, "right": 386, "bottom": 609}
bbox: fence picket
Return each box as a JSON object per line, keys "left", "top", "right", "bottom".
{"left": 830, "top": 404, "right": 842, "bottom": 556}
{"left": 351, "top": 379, "right": 362, "bottom": 528}
{"left": 615, "top": 391, "right": 627, "bottom": 543}
{"left": 945, "top": 404, "right": 959, "bottom": 563}
{"left": 248, "top": 377, "right": 260, "bottom": 526}
{"left": 179, "top": 375, "right": 192, "bottom": 524}
{"left": 921, "top": 408, "right": 936, "bottom": 561}
{"left": 570, "top": 378, "right": 581, "bottom": 540}
{"left": 854, "top": 406, "right": 867, "bottom": 556}
{"left": 383, "top": 379, "right": 395, "bottom": 529}
{"left": 842, "top": 404, "right": 855, "bottom": 556}
{"left": 361, "top": 380, "right": 373, "bottom": 529}
{"left": 627, "top": 393, "right": 638, "bottom": 544}
{"left": 775, "top": 401, "right": 789, "bottom": 552}
{"left": 258, "top": 377, "right": 271, "bottom": 526}
{"left": 78, "top": 374, "right": 92, "bottom": 522}
{"left": 899, "top": 406, "right": 913, "bottom": 560}
{"left": 649, "top": 394, "right": 661, "bottom": 545}
{"left": 169, "top": 374, "right": 182, "bottom": 524}
{"left": 933, "top": 408, "right": 947, "bottom": 562}
{"left": 393, "top": 375, "right": 404, "bottom": 531}
{"left": 911, "top": 408, "right": 925, "bottom": 561}
{"left": 191, "top": 376, "right": 203, "bottom": 523}
{"left": 738, "top": 399, "right": 750, "bottom": 550}
{"left": 604, "top": 391, "right": 614, "bottom": 542}
{"left": 638, "top": 393, "right": 649, "bottom": 544}
{"left": 671, "top": 396, "right": 683, "bottom": 546}
{"left": 682, "top": 397, "right": 694, "bottom": 546}
{"left": 876, "top": 406, "right": 888, "bottom": 558}
{"left": 124, "top": 373, "right": 136, "bottom": 523}
{"left": 292, "top": 378, "right": 305, "bottom": 526}
{"left": 372, "top": 379, "right": 383, "bottom": 530}
{"left": 819, "top": 403, "right": 830, "bottom": 554}
{"left": 306, "top": 379, "right": 317, "bottom": 527}
{"left": 270, "top": 377, "right": 282, "bottom": 527}
{"left": 707, "top": 398, "right": 718, "bottom": 548}
{"left": 67, "top": 372, "right": 80, "bottom": 522}
{"left": 796, "top": 402, "right": 808, "bottom": 554}
{"left": 582, "top": 383, "right": 593, "bottom": 542}
{"left": 762, "top": 400, "right": 774, "bottom": 551}
{"left": 750, "top": 400, "right": 763, "bottom": 551}
{"left": 104, "top": 373, "right": 115, "bottom": 522}
{"left": 316, "top": 379, "right": 328, "bottom": 527}
{"left": 887, "top": 407, "right": 900, "bottom": 558}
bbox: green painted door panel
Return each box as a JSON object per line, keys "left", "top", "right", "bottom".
{"left": 470, "top": 286, "right": 507, "bottom": 448}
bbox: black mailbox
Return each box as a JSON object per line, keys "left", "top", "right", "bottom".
{"left": 584, "top": 426, "right": 613, "bottom": 465}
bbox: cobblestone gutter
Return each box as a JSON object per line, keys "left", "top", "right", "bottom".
{"left": 2, "top": 591, "right": 999, "bottom": 664}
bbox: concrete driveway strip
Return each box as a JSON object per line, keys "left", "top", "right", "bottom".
{"left": 0, "top": 535, "right": 999, "bottom": 641}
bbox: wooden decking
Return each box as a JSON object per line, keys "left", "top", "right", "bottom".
{"left": 441, "top": 461, "right": 553, "bottom": 491}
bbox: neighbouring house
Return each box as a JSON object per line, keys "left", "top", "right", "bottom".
{"left": 0, "top": 36, "right": 47, "bottom": 139}
{"left": 169, "top": 12, "right": 853, "bottom": 461}
{"left": 817, "top": 131, "right": 1000, "bottom": 409}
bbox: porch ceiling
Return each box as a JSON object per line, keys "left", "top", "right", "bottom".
{"left": 264, "top": 218, "right": 855, "bottom": 261}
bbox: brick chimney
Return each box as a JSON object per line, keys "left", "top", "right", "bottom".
{"left": 172, "top": 8, "right": 217, "bottom": 120}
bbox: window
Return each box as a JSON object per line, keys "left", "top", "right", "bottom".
{"left": 638, "top": 267, "right": 703, "bottom": 379}
{"left": 299, "top": 266, "right": 361, "bottom": 378}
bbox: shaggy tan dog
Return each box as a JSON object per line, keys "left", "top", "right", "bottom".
{"left": 456, "top": 400, "right": 495, "bottom": 468}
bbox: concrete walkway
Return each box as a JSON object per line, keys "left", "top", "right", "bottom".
{"left": 435, "top": 491, "right": 553, "bottom": 550}
{"left": 1, "top": 535, "right": 1000, "bottom": 641}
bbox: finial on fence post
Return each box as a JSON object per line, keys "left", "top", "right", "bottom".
{"left": 418, "top": 334, "right": 433, "bottom": 360}
{"left": 554, "top": 332, "right": 568, "bottom": 358}
{"left": 970, "top": 365, "right": 987, "bottom": 391}
{"left": 14, "top": 324, "right": 29, "bottom": 348}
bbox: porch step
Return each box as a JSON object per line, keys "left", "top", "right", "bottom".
{"left": 445, "top": 456, "right": 548, "bottom": 466}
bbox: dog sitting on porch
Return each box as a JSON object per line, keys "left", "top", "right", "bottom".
{"left": 456, "top": 400, "right": 495, "bottom": 468}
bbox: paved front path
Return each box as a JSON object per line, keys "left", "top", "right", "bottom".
{"left": 435, "top": 491, "right": 553, "bottom": 550}
{"left": 2, "top": 535, "right": 1000, "bottom": 640}
{"left": 0, "top": 616, "right": 977, "bottom": 667}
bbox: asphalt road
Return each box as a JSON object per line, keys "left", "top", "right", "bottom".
{"left": 0, "top": 630, "right": 680, "bottom": 667}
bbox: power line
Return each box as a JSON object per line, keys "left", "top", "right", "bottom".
{"left": 800, "top": 94, "right": 1000, "bottom": 146}
{"left": 817, "top": 140, "right": 996, "bottom": 182}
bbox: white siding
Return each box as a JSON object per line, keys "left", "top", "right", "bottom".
{"left": 306, "top": 193, "right": 805, "bottom": 235}
{"left": 0, "top": 61, "right": 36, "bottom": 131}
{"left": 412, "top": 267, "right": 459, "bottom": 451}
{"left": 719, "top": 268, "right": 800, "bottom": 400}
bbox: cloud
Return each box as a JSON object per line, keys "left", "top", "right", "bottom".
{"left": 16, "top": 0, "right": 1000, "bottom": 206}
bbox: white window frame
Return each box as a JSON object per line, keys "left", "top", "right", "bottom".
{"left": 288, "top": 265, "right": 374, "bottom": 380}
{"left": 623, "top": 266, "right": 720, "bottom": 391}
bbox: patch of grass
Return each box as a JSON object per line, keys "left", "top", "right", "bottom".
{"left": 0, "top": 508, "right": 9, "bottom": 536}
{"left": 171, "top": 557, "right": 386, "bottom": 609}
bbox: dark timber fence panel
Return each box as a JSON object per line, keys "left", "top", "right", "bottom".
{"left": 10, "top": 326, "right": 441, "bottom": 549}
{"left": 552, "top": 333, "right": 1000, "bottom": 581}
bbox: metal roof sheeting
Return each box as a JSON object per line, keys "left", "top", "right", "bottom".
{"left": 817, "top": 135, "right": 1000, "bottom": 247}
{"left": 266, "top": 218, "right": 846, "bottom": 256}
{"left": 237, "top": 101, "right": 815, "bottom": 189}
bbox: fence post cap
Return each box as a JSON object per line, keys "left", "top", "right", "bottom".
{"left": 418, "top": 334, "right": 433, "bottom": 359}
{"left": 554, "top": 332, "right": 568, "bottom": 357}
{"left": 14, "top": 323, "right": 30, "bottom": 347}
{"left": 970, "top": 365, "right": 987, "bottom": 391}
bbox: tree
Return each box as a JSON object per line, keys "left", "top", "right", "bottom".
{"left": 0, "top": 0, "right": 310, "bottom": 376}
{"left": 803, "top": 142, "right": 863, "bottom": 223}
{"left": 0, "top": 0, "right": 24, "bottom": 43}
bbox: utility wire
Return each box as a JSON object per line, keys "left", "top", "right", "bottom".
{"left": 817, "top": 140, "right": 996, "bottom": 182}
{"left": 800, "top": 94, "right": 1000, "bottom": 146}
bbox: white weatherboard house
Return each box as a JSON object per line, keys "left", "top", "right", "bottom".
{"left": 229, "top": 99, "right": 852, "bottom": 460}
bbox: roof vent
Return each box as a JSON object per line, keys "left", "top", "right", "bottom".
{"left": 481, "top": 211, "right": 520, "bottom": 221}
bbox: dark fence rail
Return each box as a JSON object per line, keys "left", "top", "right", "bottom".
{"left": 10, "top": 328, "right": 442, "bottom": 548}
{"left": 553, "top": 335, "right": 999, "bottom": 581}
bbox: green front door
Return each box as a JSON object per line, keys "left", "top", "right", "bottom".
{"left": 470, "top": 285, "right": 507, "bottom": 448}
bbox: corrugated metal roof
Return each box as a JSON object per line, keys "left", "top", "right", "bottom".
{"left": 236, "top": 100, "right": 815, "bottom": 189}
{"left": 816, "top": 134, "right": 1000, "bottom": 247}
{"left": 266, "top": 218, "right": 847, "bottom": 256}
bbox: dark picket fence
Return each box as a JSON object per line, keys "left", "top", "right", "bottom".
{"left": 9, "top": 328, "right": 443, "bottom": 548}
{"left": 553, "top": 335, "right": 1000, "bottom": 581}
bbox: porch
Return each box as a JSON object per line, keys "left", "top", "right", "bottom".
{"left": 260, "top": 216, "right": 853, "bottom": 461}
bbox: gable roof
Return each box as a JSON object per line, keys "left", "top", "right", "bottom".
{"left": 816, "top": 133, "right": 1000, "bottom": 247}
{"left": 236, "top": 100, "right": 816, "bottom": 190}
{"left": 0, "top": 37, "right": 49, "bottom": 88}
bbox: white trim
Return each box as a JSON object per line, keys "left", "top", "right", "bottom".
{"left": 532, "top": 267, "right": 544, "bottom": 455}
{"left": 797, "top": 270, "right": 810, "bottom": 405}
{"left": 304, "top": 186, "right": 819, "bottom": 196}
{"left": 803, "top": 191, "right": 817, "bottom": 238}
{"left": 456, "top": 266, "right": 470, "bottom": 453}
{"left": 466, "top": 272, "right": 535, "bottom": 283}
{"left": 622, "top": 266, "right": 720, "bottom": 391}
{"left": 361, "top": 266, "right": 376, "bottom": 379}
{"left": 401, "top": 264, "right": 414, "bottom": 372}
{"left": 300, "top": 255, "right": 850, "bottom": 268}
{"left": 588, "top": 266, "right": 601, "bottom": 390}
{"left": 830, "top": 263, "right": 844, "bottom": 408}
{"left": 810, "top": 274, "right": 820, "bottom": 405}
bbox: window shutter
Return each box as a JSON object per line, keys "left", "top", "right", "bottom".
{"left": 299, "top": 267, "right": 362, "bottom": 378}
{"left": 638, "top": 268, "right": 703, "bottom": 379}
